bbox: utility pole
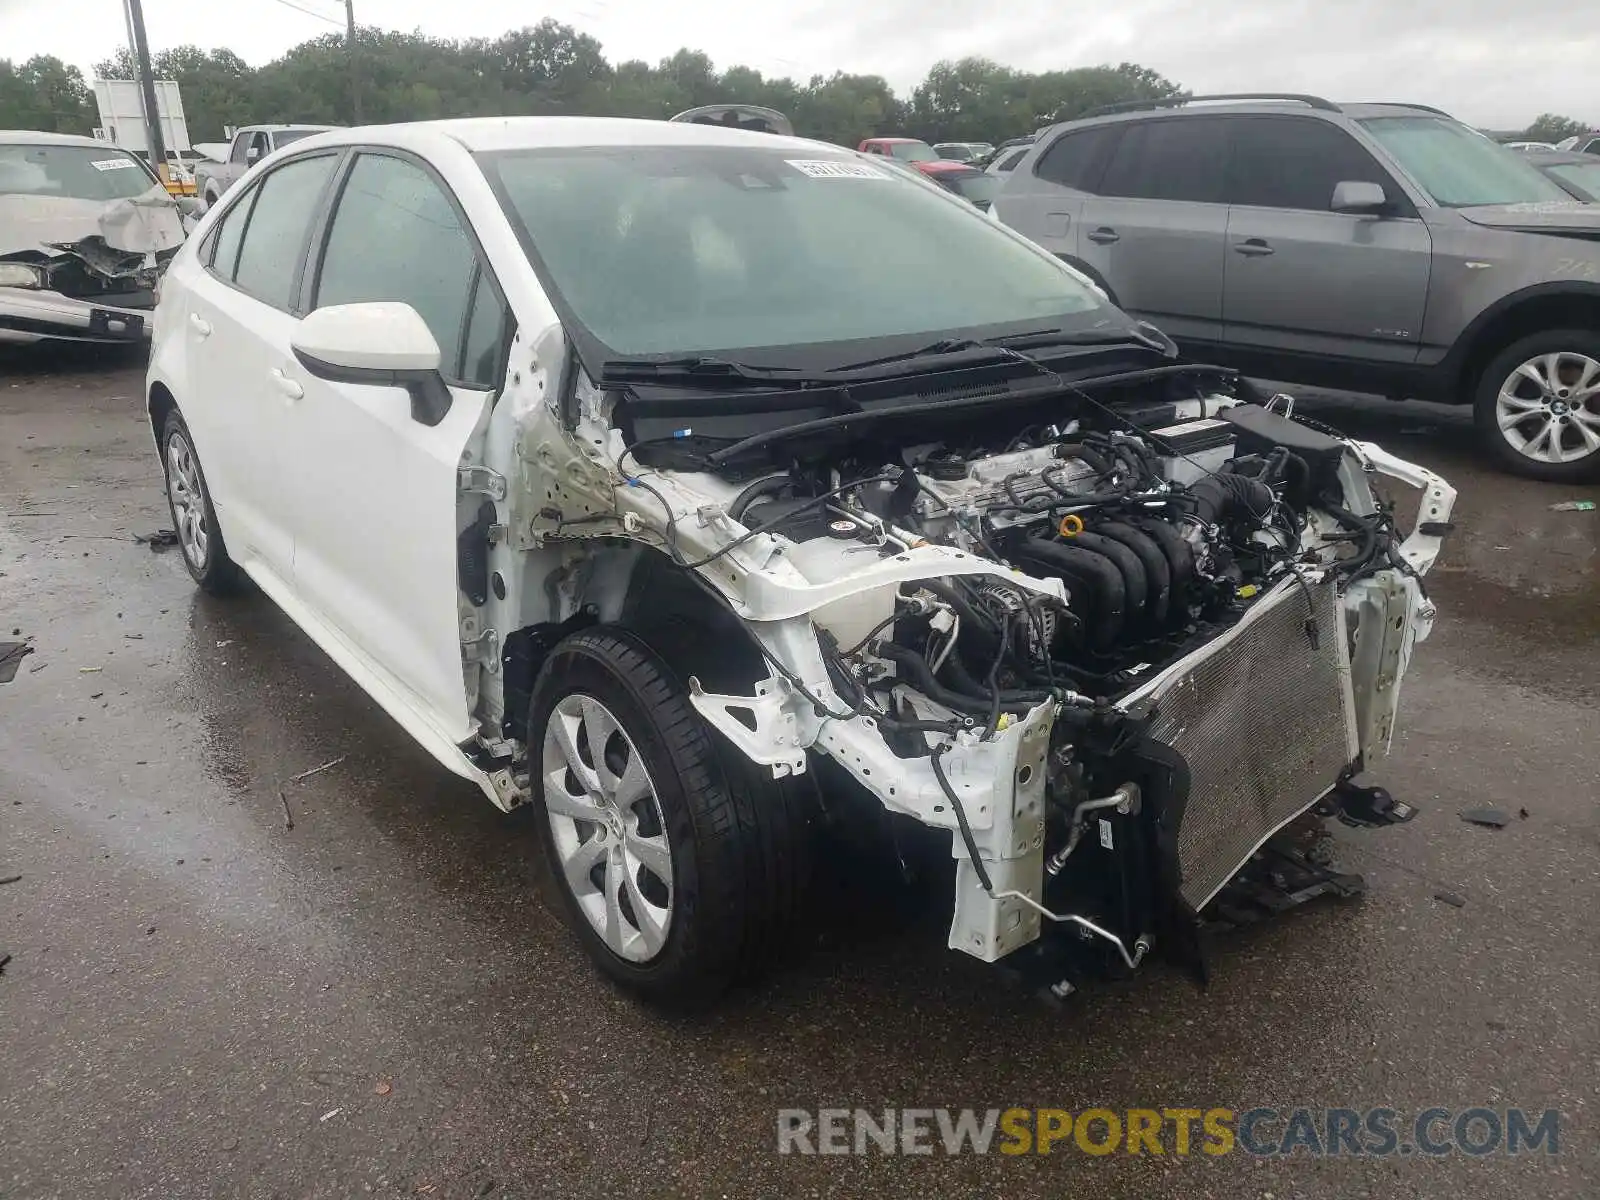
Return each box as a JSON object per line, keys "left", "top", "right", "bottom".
{"left": 125, "top": 0, "right": 168, "bottom": 174}
{"left": 345, "top": 0, "right": 363, "bottom": 125}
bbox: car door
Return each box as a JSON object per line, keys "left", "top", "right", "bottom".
{"left": 1073, "top": 116, "right": 1232, "bottom": 343}
{"left": 179, "top": 152, "right": 342, "bottom": 582}
{"left": 994, "top": 124, "right": 1116, "bottom": 257}
{"left": 276, "top": 149, "right": 513, "bottom": 744}
{"left": 1221, "top": 116, "right": 1432, "bottom": 363}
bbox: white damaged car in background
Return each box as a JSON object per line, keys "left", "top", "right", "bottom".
{"left": 1, "top": 131, "right": 188, "bottom": 344}
{"left": 145, "top": 119, "right": 1456, "bottom": 1006}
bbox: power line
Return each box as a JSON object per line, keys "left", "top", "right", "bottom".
{"left": 265, "top": 0, "right": 344, "bottom": 27}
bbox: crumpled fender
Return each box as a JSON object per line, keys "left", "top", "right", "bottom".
{"left": 0, "top": 186, "right": 185, "bottom": 258}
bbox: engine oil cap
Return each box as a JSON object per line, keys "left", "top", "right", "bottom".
{"left": 826, "top": 519, "right": 860, "bottom": 539}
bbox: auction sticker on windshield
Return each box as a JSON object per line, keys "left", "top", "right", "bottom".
{"left": 91, "top": 158, "right": 138, "bottom": 171}
{"left": 786, "top": 159, "right": 889, "bottom": 179}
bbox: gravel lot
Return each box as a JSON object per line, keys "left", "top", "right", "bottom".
{"left": 2, "top": 344, "right": 1596, "bottom": 1199}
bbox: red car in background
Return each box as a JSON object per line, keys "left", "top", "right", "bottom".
{"left": 916, "top": 160, "right": 1003, "bottom": 214}
{"left": 857, "top": 137, "right": 953, "bottom": 175}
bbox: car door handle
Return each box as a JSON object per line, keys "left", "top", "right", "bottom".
{"left": 188, "top": 313, "right": 211, "bottom": 337}
{"left": 269, "top": 368, "right": 304, "bottom": 401}
{"left": 1234, "top": 239, "right": 1275, "bottom": 257}
{"left": 1087, "top": 227, "right": 1120, "bottom": 245}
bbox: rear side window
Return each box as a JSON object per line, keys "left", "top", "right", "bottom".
{"left": 1033, "top": 126, "right": 1116, "bottom": 190}
{"left": 231, "top": 154, "right": 339, "bottom": 309}
{"left": 207, "top": 182, "right": 259, "bottom": 279}
{"left": 1098, "top": 118, "right": 1230, "bottom": 203}
{"left": 1228, "top": 117, "right": 1396, "bottom": 211}
{"left": 315, "top": 152, "right": 506, "bottom": 387}
{"left": 994, "top": 147, "right": 1030, "bottom": 172}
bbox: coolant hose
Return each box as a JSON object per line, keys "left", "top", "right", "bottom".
{"left": 874, "top": 642, "right": 1050, "bottom": 715}
{"left": 728, "top": 473, "right": 794, "bottom": 523}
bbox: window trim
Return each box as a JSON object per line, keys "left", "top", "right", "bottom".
{"left": 304, "top": 145, "right": 514, "bottom": 392}
{"left": 1223, "top": 114, "right": 1418, "bottom": 218}
{"left": 202, "top": 149, "right": 348, "bottom": 314}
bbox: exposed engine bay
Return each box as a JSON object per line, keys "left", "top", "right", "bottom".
{"left": 489, "top": 359, "right": 1456, "bottom": 986}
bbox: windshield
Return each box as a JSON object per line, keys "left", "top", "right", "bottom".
{"left": 891, "top": 142, "right": 937, "bottom": 162}
{"left": 1359, "top": 116, "right": 1573, "bottom": 207}
{"left": 0, "top": 144, "right": 160, "bottom": 201}
{"left": 1544, "top": 161, "right": 1600, "bottom": 201}
{"left": 480, "top": 145, "right": 1107, "bottom": 360}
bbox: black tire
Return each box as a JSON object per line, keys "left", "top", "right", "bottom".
{"left": 527, "top": 626, "right": 810, "bottom": 1007}
{"left": 159, "top": 409, "right": 243, "bottom": 594}
{"left": 1473, "top": 329, "right": 1600, "bottom": 482}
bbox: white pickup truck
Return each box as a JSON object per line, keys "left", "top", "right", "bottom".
{"left": 194, "top": 125, "right": 336, "bottom": 210}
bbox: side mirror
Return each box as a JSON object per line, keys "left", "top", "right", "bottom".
{"left": 1331, "top": 180, "right": 1389, "bottom": 215}
{"left": 245, "top": 146, "right": 261, "bottom": 163}
{"left": 291, "top": 302, "right": 452, "bottom": 425}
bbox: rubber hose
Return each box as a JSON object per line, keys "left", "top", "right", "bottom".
{"left": 874, "top": 642, "right": 1049, "bottom": 715}
{"left": 1012, "top": 539, "right": 1125, "bottom": 646}
{"left": 1190, "top": 473, "right": 1275, "bottom": 526}
{"left": 1062, "top": 530, "right": 1148, "bottom": 622}
{"left": 1096, "top": 521, "right": 1171, "bottom": 625}
{"left": 728, "top": 474, "right": 794, "bottom": 523}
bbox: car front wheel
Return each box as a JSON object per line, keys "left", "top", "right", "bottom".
{"left": 528, "top": 626, "right": 809, "bottom": 1007}
{"left": 1474, "top": 330, "right": 1600, "bottom": 481}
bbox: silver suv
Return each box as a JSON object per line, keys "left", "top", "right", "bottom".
{"left": 997, "top": 94, "right": 1600, "bottom": 481}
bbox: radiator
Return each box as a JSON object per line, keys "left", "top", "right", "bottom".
{"left": 1123, "top": 574, "right": 1357, "bottom": 911}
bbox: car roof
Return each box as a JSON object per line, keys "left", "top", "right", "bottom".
{"left": 0, "top": 129, "right": 121, "bottom": 147}
{"left": 862, "top": 136, "right": 924, "bottom": 145}
{"left": 919, "top": 160, "right": 981, "bottom": 175}
{"left": 248, "top": 124, "right": 338, "bottom": 132}
{"left": 298, "top": 116, "right": 839, "bottom": 156}
{"left": 1051, "top": 101, "right": 1452, "bottom": 132}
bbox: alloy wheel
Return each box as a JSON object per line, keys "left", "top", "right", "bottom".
{"left": 1495, "top": 351, "right": 1600, "bottom": 464}
{"left": 541, "top": 693, "right": 674, "bottom": 962}
{"left": 166, "top": 432, "right": 209, "bottom": 568}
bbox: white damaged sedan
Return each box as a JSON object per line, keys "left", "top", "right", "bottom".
{"left": 146, "top": 118, "right": 1455, "bottom": 1005}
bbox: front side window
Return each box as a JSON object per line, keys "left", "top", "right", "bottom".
{"left": 229, "top": 135, "right": 253, "bottom": 165}
{"left": 480, "top": 144, "right": 1107, "bottom": 362}
{"left": 315, "top": 153, "right": 503, "bottom": 385}
{"left": 1359, "top": 116, "right": 1572, "bottom": 207}
{"left": 891, "top": 142, "right": 938, "bottom": 163}
{"left": 231, "top": 154, "right": 338, "bottom": 309}
{"left": 1098, "top": 118, "right": 1230, "bottom": 204}
{"left": 0, "top": 144, "right": 160, "bottom": 201}
{"left": 1228, "top": 117, "right": 1397, "bottom": 211}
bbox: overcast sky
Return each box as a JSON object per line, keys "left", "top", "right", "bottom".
{"left": 0, "top": 0, "right": 1589, "bottom": 130}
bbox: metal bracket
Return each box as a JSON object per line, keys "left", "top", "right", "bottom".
{"left": 687, "top": 675, "right": 807, "bottom": 778}
{"left": 461, "top": 626, "right": 501, "bottom": 671}
{"left": 457, "top": 465, "right": 507, "bottom": 501}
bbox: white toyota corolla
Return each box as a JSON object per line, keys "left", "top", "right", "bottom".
{"left": 148, "top": 118, "right": 1455, "bottom": 1005}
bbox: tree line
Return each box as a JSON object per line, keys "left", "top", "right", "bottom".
{"left": 2, "top": 24, "right": 1588, "bottom": 151}
{"left": 2, "top": 20, "right": 1183, "bottom": 148}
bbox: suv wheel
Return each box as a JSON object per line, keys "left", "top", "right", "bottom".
{"left": 528, "top": 627, "right": 809, "bottom": 1007}
{"left": 1474, "top": 330, "right": 1600, "bottom": 481}
{"left": 160, "top": 410, "right": 242, "bottom": 594}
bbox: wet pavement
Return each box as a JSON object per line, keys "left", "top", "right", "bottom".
{"left": 1, "top": 346, "right": 1597, "bottom": 1199}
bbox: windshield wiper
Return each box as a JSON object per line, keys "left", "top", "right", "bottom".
{"left": 598, "top": 355, "right": 809, "bottom": 387}
{"left": 833, "top": 325, "right": 1169, "bottom": 374}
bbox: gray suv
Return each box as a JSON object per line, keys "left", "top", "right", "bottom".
{"left": 997, "top": 94, "right": 1600, "bottom": 481}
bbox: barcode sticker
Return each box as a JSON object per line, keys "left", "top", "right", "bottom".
{"left": 786, "top": 159, "right": 889, "bottom": 180}
{"left": 91, "top": 158, "right": 138, "bottom": 172}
